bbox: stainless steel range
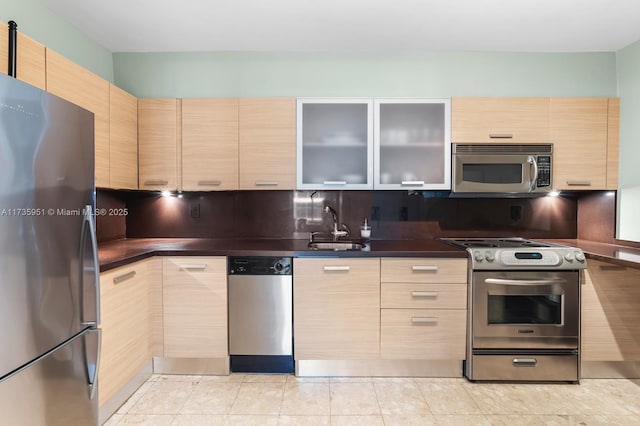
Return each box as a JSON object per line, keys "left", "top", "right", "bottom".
{"left": 441, "top": 238, "right": 587, "bottom": 382}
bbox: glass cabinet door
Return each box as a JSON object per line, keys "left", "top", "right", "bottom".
{"left": 297, "top": 99, "right": 373, "bottom": 190}
{"left": 374, "top": 99, "right": 451, "bottom": 190}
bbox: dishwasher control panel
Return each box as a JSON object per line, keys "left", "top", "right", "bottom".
{"left": 228, "top": 256, "right": 292, "bottom": 275}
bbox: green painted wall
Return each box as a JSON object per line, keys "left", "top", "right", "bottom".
{"left": 615, "top": 39, "right": 640, "bottom": 241}
{"left": 0, "top": 0, "right": 113, "bottom": 81}
{"left": 113, "top": 51, "right": 617, "bottom": 99}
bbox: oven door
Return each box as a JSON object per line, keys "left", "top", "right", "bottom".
{"left": 472, "top": 271, "right": 579, "bottom": 349}
{"left": 453, "top": 153, "right": 538, "bottom": 193}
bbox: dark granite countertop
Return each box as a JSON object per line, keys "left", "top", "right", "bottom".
{"left": 546, "top": 239, "right": 640, "bottom": 270}
{"left": 98, "top": 238, "right": 467, "bottom": 272}
{"left": 99, "top": 237, "right": 640, "bottom": 272}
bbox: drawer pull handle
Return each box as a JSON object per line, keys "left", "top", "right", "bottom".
{"left": 179, "top": 264, "right": 208, "bottom": 271}
{"left": 411, "top": 291, "right": 438, "bottom": 298}
{"left": 566, "top": 180, "right": 592, "bottom": 186}
{"left": 412, "top": 317, "right": 438, "bottom": 324}
{"left": 113, "top": 271, "right": 136, "bottom": 284}
{"left": 323, "top": 181, "right": 347, "bottom": 186}
{"left": 143, "top": 180, "right": 168, "bottom": 186}
{"left": 512, "top": 358, "right": 538, "bottom": 367}
{"left": 323, "top": 266, "right": 351, "bottom": 272}
{"left": 411, "top": 265, "right": 438, "bottom": 272}
{"left": 401, "top": 181, "right": 425, "bottom": 186}
{"left": 198, "top": 180, "right": 222, "bottom": 186}
{"left": 255, "top": 181, "right": 279, "bottom": 186}
{"left": 489, "top": 133, "right": 513, "bottom": 139}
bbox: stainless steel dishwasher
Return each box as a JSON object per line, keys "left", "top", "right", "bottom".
{"left": 228, "top": 256, "right": 293, "bottom": 373}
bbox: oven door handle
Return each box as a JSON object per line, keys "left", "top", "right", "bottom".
{"left": 485, "top": 278, "right": 565, "bottom": 286}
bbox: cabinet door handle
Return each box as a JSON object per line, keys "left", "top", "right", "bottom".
{"left": 411, "top": 265, "right": 439, "bottom": 272}
{"left": 113, "top": 270, "right": 136, "bottom": 284}
{"left": 198, "top": 180, "right": 222, "bottom": 186}
{"left": 411, "top": 291, "right": 438, "bottom": 298}
{"left": 323, "top": 181, "right": 347, "bottom": 186}
{"left": 401, "top": 181, "right": 425, "bottom": 186}
{"left": 179, "top": 264, "right": 208, "bottom": 271}
{"left": 323, "top": 266, "right": 351, "bottom": 272}
{"left": 255, "top": 181, "right": 279, "bottom": 187}
{"left": 143, "top": 180, "right": 168, "bottom": 186}
{"left": 566, "top": 180, "right": 592, "bottom": 186}
{"left": 489, "top": 133, "right": 513, "bottom": 139}
{"left": 412, "top": 317, "right": 438, "bottom": 324}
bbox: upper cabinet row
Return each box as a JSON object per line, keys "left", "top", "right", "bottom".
{"left": 138, "top": 97, "right": 297, "bottom": 191}
{"left": 452, "top": 97, "right": 619, "bottom": 190}
{"left": 1, "top": 26, "right": 138, "bottom": 190}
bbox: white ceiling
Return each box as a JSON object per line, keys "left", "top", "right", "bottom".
{"left": 42, "top": 0, "right": 640, "bottom": 53}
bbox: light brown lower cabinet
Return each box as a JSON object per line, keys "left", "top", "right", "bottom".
{"left": 293, "top": 258, "right": 381, "bottom": 360}
{"left": 380, "top": 258, "right": 468, "bottom": 360}
{"left": 162, "top": 256, "right": 228, "bottom": 358}
{"left": 99, "top": 259, "right": 155, "bottom": 407}
{"left": 581, "top": 259, "right": 640, "bottom": 362}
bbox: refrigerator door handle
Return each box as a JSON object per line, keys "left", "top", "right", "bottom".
{"left": 83, "top": 328, "right": 101, "bottom": 400}
{"left": 80, "top": 205, "right": 101, "bottom": 327}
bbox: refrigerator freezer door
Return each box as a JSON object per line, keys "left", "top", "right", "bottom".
{"left": 0, "top": 328, "right": 100, "bottom": 425}
{"left": 0, "top": 74, "right": 95, "bottom": 377}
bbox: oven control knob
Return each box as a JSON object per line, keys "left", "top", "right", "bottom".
{"left": 575, "top": 252, "right": 586, "bottom": 262}
{"left": 474, "top": 252, "right": 484, "bottom": 262}
{"left": 485, "top": 252, "right": 495, "bottom": 262}
{"left": 564, "top": 252, "right": 575, "bottom": 262}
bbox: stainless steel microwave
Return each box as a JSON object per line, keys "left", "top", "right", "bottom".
{"left": 452, "top": 144, "right": 553, "bottom": 194}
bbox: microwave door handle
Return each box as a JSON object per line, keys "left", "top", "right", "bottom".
{"left": 527, "top": 156, "right": 538, "bottom": 192}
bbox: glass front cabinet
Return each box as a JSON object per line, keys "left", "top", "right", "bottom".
{"left": 297, "top": 98, "right": 374, "bottom": 190}
{"left": 374, "top": 99, "right": 451, "bottom": 190}
{"left": 297, "top": 98, "right": 451, "bottom": 190}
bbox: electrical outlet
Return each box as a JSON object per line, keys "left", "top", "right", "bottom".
{"left": 371, "top": 206, "right": 380, "bottom": 220}
{"left": 510, "top": 205, "right": 522, "bottom": 221}
{"left": 400, "top": 206, "right": 408, "bottom": 221}
{"left": 190, "top": 202, "right": 200, "bottom": 219}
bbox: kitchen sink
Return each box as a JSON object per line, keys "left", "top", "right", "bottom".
{"left": 307, "top": 241, "right": 366, "bottom": 251}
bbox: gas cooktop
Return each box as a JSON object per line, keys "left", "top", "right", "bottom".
{"left": 440, "top": 237, "right": 554, "bottom": 249}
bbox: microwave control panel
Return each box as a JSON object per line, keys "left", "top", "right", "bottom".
{"left": 536, "top": 156, "right": 551, "bottom": 187}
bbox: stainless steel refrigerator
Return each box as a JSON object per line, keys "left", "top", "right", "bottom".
{"left": 0, "top": 73, "right": 100, "bottom": 425}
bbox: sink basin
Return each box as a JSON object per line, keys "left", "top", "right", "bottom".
{"left": 308, "top": 241, "right": 366, "bottom": 251}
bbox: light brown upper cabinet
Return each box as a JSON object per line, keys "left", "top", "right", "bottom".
{"left": 0, "top": 27, "right": 46, "bottom": 90}
{"left": 239, "top": 98, "right": 296, "bottom": 190}
{"left": 46, "top": 48, "right": 110, "bottom": 188}
{"left": 109, "top": 84, "right": 138, "bottom": 190}
{"left": 138, "top": 99, "right": 179, "bottom": 190}
{"left": 452, "top": 97, "right": 550, "bottom": 143}
{"left": 606, "top": 98, "right": 620, "bottom": 190}
{"left": 182, "top": 98, "right": 239, "bottom": 191}
{"left": 550, "top": 98, "right": 609, "bottom": 190}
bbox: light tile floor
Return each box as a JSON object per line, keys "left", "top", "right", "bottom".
{"left": 104, "top": 375, "right": 640, "bottom": 425}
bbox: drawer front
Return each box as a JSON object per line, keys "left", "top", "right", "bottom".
{"left": 381, "top": 283, "right": 467, "bottom": 309}
{"left": 380, "top": 309, "right": 467, "bottom": 360}
{"left": 381, "top": 258, "right": 467, "bottom": 283}
{"left": 470, "top": 354, "right": 578, "bottom": 382}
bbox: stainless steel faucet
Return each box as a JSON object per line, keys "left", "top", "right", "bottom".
{"left": 324, "top": 205, "right": 350, "bottom": 240}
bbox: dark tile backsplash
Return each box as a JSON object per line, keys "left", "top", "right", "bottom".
{"left": 97, "top": 189, "right": 583, "bottom": 242}
{"left": 577, "top": 191, "right": 640, "bottom": 248}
